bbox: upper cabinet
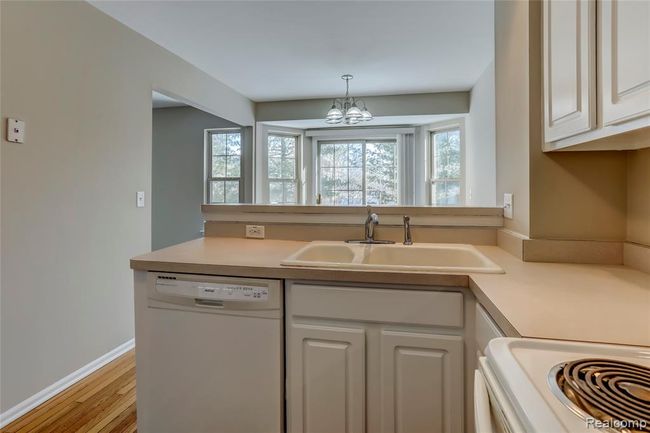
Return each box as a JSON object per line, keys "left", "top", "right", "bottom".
{"left": 543, "top": 0, "right": 650, "bottom": 151}
{"left": 599, "top": 0, "right": 650, "bottom": 125}
{"left": 543, "top": 0, "right": 596, "bottom": 143}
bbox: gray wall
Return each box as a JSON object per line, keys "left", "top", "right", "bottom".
{"left": 152, "top": 106, "right": 239, "bottom": 250}
{"left": 256, "top": 91, "right": 470, "bottom": 122}
{"left": 0, "top": 1, "right": 254, "bottom": 414}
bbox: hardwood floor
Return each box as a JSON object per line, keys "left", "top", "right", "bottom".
{"left": 2, "top": 350, "right": 137, "bottom": 433}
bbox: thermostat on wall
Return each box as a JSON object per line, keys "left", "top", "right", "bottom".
{"left": 7, "top": 118, "right": 25, "bottom": 143}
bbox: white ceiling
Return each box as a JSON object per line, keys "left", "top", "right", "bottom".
{"left": 152, "top": 91, "right": 187, "bottom": 108}
{"left": 91, "top": 1, "right": 494, "bottom": 102}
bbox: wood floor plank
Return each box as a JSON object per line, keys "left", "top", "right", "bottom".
{"left": 5, "top": 352, "right": 135, "bottom": 433}
{"left": 1, "top": 349, "right": 137, "bottom": 433}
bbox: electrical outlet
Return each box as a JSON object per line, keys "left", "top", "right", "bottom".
{"left": 503, "top": 193, "right": 513, "bottom": 219}
{"left": 245, "top": 225, "right": 265, "bottom": 239}
{"left": 136, "top": 191, "right": 145, "bottom": 208}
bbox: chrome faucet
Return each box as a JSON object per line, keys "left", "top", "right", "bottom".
{"left": 403, "top": 215, "right": 413, "bottom": 245}
{"left": 364, "top": 206, "right": 379, "bottom": 241}
{"left": 345, "top": 206, "right": 395, "bottom": 244}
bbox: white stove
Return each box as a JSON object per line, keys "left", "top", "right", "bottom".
{"left": 475, "top": 338, "right": 650, "bottom": 433}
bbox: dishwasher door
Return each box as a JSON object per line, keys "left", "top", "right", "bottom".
{"left": 135, "top": 272, "right": 284, "bottom": 433}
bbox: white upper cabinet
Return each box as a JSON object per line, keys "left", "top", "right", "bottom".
{"left": 543, "top": 0, "right": 650, "bottom": 151}
{"left": 599, "top": 0, "right": 650, "bottom": 125}
{"left": 543, "top": 0, "right": 596, "bottom": 142}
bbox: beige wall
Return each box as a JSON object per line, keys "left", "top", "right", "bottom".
{"left": 496, "top": 0, "right": 631, "bottom": 242}
{"left": 527, "top": 0, "right": 627, "bottom": 242}
{"left": 626, "top": 148, "right": 650, "bottom": 246}
{"left": 0, "top": 1, "right": 253, "bottom": 413}
{"left": 495, "top": 0, "right": 530, "bottom": 236}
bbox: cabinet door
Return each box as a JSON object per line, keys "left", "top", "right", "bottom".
{"left": 380, "top": 331, "right": 464, "bottom": 433}
{"left": 543, "top": 0, "right": 596, "bottom": 142}
{"left": 600, "top": 0, "right": 650, "bottom": 125}
{"left": 288, "top": 324, "right": 365, "bottom": 433}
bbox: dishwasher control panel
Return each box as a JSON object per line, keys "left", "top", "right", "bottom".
{"left": 155, "top": 277, "right": 269, "bottom": 302}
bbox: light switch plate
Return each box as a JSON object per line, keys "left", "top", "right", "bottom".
{"left": 7, "top": 118, "right": 25, "bottom": 143}
{"left": 245, "top": 225, "right": 265, "bottom": 239}
{"left": 503, "top": 193, "right": 513, "bottom": 219}
{"left": 136, "top": 191, "right": 145, "bottom": 208}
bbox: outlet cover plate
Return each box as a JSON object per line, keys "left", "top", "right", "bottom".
{"left": 246, "top": 225, "right": 265, "bottom": 239}
{"left": 503, "top": 193, "right": 513, "bottom": 219}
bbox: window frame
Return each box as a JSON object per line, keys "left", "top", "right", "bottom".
{"left": 428, "top": 125, "right": 465, "bottom": 206}
{"left": 205, "top": 128, "right": 244, "bottom": 204}
{"left": 266, "top": 132, "right": 300, "bottom": 204}
{"left": 316, "top": 138, "right": 400, "bottom": 206}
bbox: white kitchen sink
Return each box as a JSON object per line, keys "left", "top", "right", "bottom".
{"left": 281, "top": 241, "right": 504, "bottom": 274}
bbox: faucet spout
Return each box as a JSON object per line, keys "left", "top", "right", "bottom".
{"left": 364, "top": 205, "right": 379, "bottom": 241}
{"left": 403, "top": 215, "right": 413, "bottom": 245}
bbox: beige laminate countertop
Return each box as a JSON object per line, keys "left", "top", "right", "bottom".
{"left": 131, "top": 237, "right": 650, "bottom": 347}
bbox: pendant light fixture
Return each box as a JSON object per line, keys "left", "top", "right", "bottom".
{"left": 325, "top": 74, "right": 372, "bottom": 125}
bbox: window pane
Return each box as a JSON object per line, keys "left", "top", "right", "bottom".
{"left": 366, "top": 141, "right": 398, "bottom": 205}
{"left": 281, "top": 158, "right": 295, "bottom": 179}
{"left": 268, "top": 136, "right": 282, "bottom": 158}
{"left": 334, "top": 144, "right": 349, "bottom": 167}
{"left": 433, "top": 129, "right": 461, "bottom": 180}
{"left": 320, "top": 144, "right": 335, "bottom": 167}
{"left": 349, "top": 168, "right": 363, "bottom": 190}
{"left": 226, "top": 133, "right": 241, "bottom": 155}
{"left": 212, "top": 134, "right": 226, "bottom": 155}
{"left": 282, "top": 137, "right": 296, "bottom": 158}
{"left": 269, "top": 181, "right": 283, "bottom": 204}
{"left": 348, "top": 144, "right": 363, "bottom": 168}
{"left": 212, "top": 155, "right": 226, "bottom": 178}
{"left": 284, "top": 182, "right": 296, "bottom": 204}
{"left": 224, "top": 181, "right": 239, "bottom": 203}
{"left": 226, "top": 155, "right": 241, "bottom": 177}
{"left": 209, "top": 181, "right": 225, "bottom": 203}
{"left": 268, "top": 157, "right": 282, "bottom": 179}
{"left": 432, "top": 181, "right": 461, "bottom": 206}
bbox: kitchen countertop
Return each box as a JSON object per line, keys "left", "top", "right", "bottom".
{"left": 131, "top": 237, "right": 650, "bottom": 347}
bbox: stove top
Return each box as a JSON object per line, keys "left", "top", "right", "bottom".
{"left": 550, "top": 359, "right": 650, "bottom": 432}
{"left": 485, "top": 338, "right": 650, "bottom": 433}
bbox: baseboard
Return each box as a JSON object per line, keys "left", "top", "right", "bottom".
{"left": 522, "top": 239, "right": 623, "bottom": 265}
{"left": 624, "top": 242, "right": 650, "bottom": 273}
{"left": 0, "top": 338, "right": 135, "bottom": 428}
{"left": 496, "top": 229, "right": 528, "bottom": 259}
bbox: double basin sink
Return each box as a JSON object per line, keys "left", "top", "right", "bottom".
{"left": 281, "top": 241, "right": 504, "bottom": 274}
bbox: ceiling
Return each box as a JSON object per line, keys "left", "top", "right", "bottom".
{"left": 152, "top": 91, "right": 187, "bottom": 108}
{"left": 91, "top": 1, "right": 494, "bottom": 102}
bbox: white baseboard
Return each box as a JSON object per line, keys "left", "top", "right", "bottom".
{"left": 0, "top": 338, "right": 135, "bottom": 428}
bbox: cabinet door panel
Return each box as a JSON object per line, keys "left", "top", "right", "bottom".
{"left": 543, "top": 0, "right": 596, "bottom": 142}
{"left": 289, "top": 324, "right": 365, "bottom": 433}
{"left": 380, "top": 331, "right": 464, "bottom": 433}
{"left": 600, "top": 0, "right": 650, "bottom": 125}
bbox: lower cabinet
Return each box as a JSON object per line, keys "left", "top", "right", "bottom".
{"left": 379, "top": 331, "right": 463, "bottom": 433}
{"left": 289, "top": 324, "right": 366, "bottom": 433}
{"left": 286, "top": 283, "right": 466, "bottom": 433}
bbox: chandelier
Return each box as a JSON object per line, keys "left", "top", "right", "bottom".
{"left": 325, "top": 74, "right": 372, "bottom": 125}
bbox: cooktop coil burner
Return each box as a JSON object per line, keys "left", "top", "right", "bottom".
{"left": 549, "top": 359, "right": 650, "bottom": 432}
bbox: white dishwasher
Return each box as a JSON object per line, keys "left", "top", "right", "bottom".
{"left": 134, "top": 272, "right": 284, "bottom": 433}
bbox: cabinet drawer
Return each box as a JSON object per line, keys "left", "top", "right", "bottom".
{"left": 289, "top": 284, "right": 463, "bottom": 328}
